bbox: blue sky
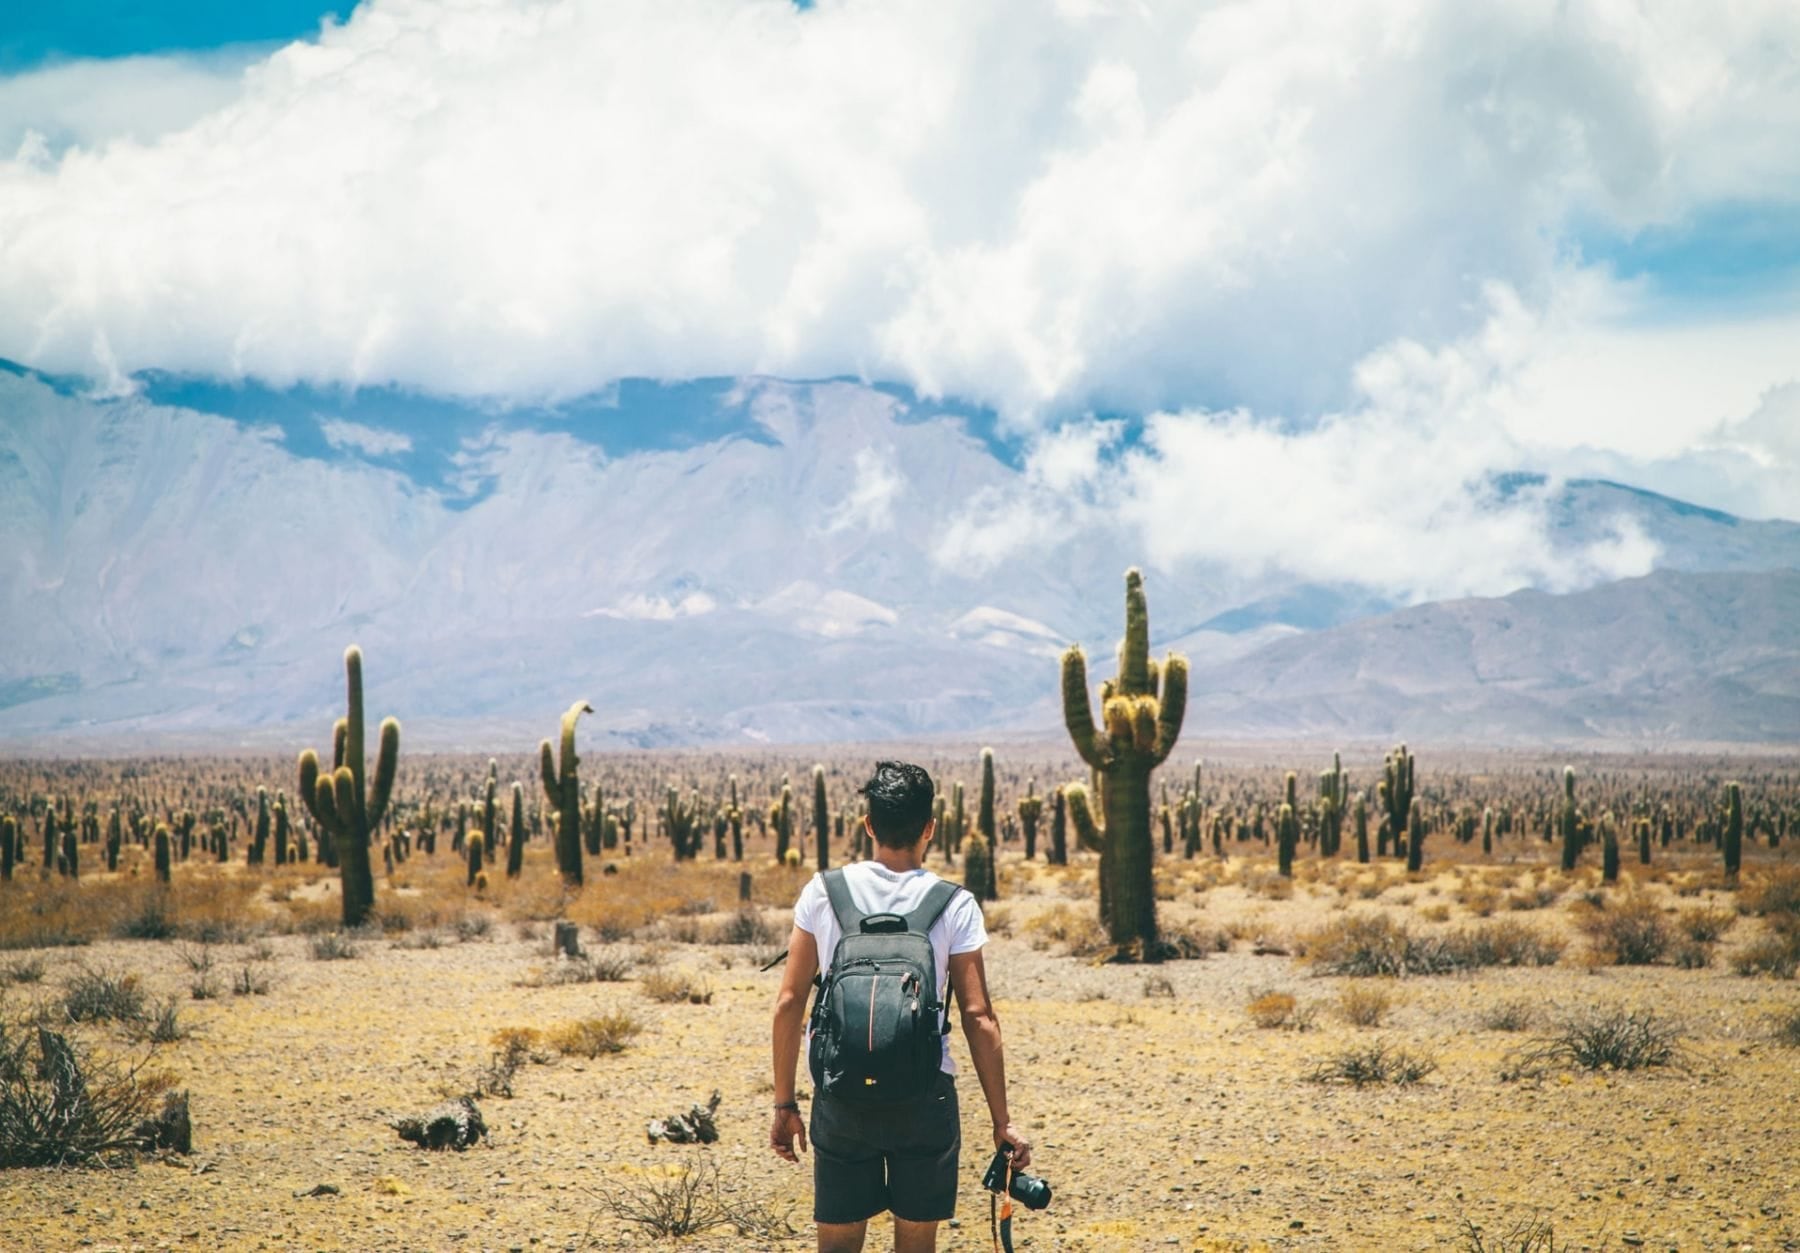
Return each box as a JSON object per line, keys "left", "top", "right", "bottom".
{"left": 0, "top": 2, "right": 352, "bottom": 71}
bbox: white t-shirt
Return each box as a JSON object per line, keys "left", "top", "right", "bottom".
{"left": 793, "top": 861, "right": 988, "bottom": 1074}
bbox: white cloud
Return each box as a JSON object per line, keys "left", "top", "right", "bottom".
{"left": 821, "top": 447, "right": 904, "bottom": 534}
{"left": 1, "top": 0, "right": 1797, "bottom": 426}
{"left": 938, "top": 282, "right": 1668, "bottom": 601}
{"left": 585, "top": 592, "right": 717, "bottom": 621}
{"left": 0, "top": 50, "right": 259, "bottom": 159}
{"left": 318, "top": 417, "right": 413, "bottom": 456}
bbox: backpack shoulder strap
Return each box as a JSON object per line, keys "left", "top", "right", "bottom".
{"left": 820, "top": 868, "right": 865, "bottom": 935}
{"left": 904, "top": 879, "right": 963, "bottom": 936}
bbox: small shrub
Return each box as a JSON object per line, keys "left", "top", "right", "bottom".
{"left": 472, "top": 1028, "right": 549, "bottom": 1098}
{"left": 1247, "top": 991, "right": 1297, "bottom": 1029}
{"left": 1578, "top": 897, "right": 1671, "bottom": 966}
{"left": 231, "top": 966, "right": 271, "bottom": 997}
{"left": 0, "top": 957, "right": 46, "bottom": 988}
{"left": 712, "top": 909, "right": 776, "bottom": 947}
{"left": 599, "top": 1155, "right": 794, "bottom": 1239}
{"left": 63, "top": 968, "right": 148, "bottom": 1025}
{"left": 1337, "top": 984, "right": 1394, "bottom": 1028}
{"left": 392, "top": 929, "right": 447, "bottom": 951}
{"left": 308, "top": 933, "right": 358, "bottom": 962}
{"left": 1672, "top": 940, "right": 1712, "bottom": 969}
{"left": 112, "top": 896, "right": 176, "bottom": 941}
{"left": 172, "top": 944, "right": 213, "bottom": 975}
{"left": 1677, "top": 906, "right": 1736, "bottom": 943}
{"left": 1740, "top": 866, "right": 1800, "bottom": 919}
{"left": 134, "top": 1000, "right": 191, "bottom": 1045}
{"left": 1444, "top": 920, "right": 1564, "bottom": 969}
{"left": 641, "top": 968, "right": 714, "bottom": 1005}
{"left": 1304, "top": 914, "right": 1560, "bottom": 976}
{"left": 1770, "top": 1006, "right": 1800, "bottom": 1049}
{"left": 453, "top": 915, "right": 493, "bottom": 943}
{"left": 0, "top": 1021, "right": 176, "bottom": 1167}
{"left": 1141, "top": 974, "right": 1176, "bottom": 999}
{"left": 1501, "top": 1009, "right": 1690, "bottom": 1079}
{"left": 521, "top": 952, "right": 631, "bottom": 987}
{"left": 188, "top": 975, "right": 220, "bottom": 1001}
{"left": 1459, "top": 1215, "right": 1564, "bottom": 1252}
{"left": 1477, "top": 1001, "right": 1535, "bottom": 1032}
{"left": 1306, "top": 1041, "right": 1436, "bottom": 1087}
{"left": 1730, "top": 929, "right": 1800, "bottom": 979}
{"left": 547, "top": 1012, "right": 643, "bottom": 1058}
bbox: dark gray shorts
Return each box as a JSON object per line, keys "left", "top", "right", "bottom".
{"left": 810, "top": 1072, "right": 960, "bottom": 1224}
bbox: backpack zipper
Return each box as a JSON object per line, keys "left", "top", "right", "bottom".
{"left": 868, "top": 976, "right": 878, "bottom": 1054}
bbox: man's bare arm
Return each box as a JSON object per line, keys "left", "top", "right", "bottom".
{"left": 949, "top": 947, "right": 1032, "bottom": 1169}
{"left": 769, "top": 925, "right": 818, "bottom": 1163}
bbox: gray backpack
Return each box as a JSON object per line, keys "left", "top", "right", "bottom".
{"left": 808, "top": 868, "right": 962, "bottom": 1104}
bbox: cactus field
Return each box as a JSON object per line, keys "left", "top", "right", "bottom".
{"left": 1, "top": 719, "right": 1798, "bottom": 1250}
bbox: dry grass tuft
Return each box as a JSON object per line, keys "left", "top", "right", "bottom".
{"left": 1306, "top": 1041, "right": 1436, "bottom": 1087}
{"left": 1336, "top": 983, "right": 1395, "bottom": 1027}
{"left": 640, "top": 968, "right": 714, "bottom": 1005}
{"left": 546, "top": 1013, "right": 642, "bottom": 1058}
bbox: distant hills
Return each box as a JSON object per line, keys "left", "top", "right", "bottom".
{"left": 1, "top": 361, "right": 1796, "bottom": 748}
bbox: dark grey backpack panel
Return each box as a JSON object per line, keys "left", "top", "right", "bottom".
{"left": 808, "top": 868, "right": 962, "bottom": 1104}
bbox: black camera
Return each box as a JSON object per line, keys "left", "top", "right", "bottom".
{"left": 982, "top": 1146, "right": 1051, "bottom": 1211}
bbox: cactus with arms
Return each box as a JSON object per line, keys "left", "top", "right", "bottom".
{"left": 540, "top": 701, "right": 593, "bottom": 885}
{"left": 296, "top": 646, "right": 397, "bottom": 927}
{"left": 1060, "top": 568, "right": 1188, "bottom": 953}
{"left": 1017, "top": 778, "right": 1043, "bottom": 861}
{"left": 1378, "top": 745, "right": 1414, "bottom": 862}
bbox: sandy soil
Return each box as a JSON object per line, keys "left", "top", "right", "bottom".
{"left": 3, "top": 853, "right": 1798, "bottom": 1253}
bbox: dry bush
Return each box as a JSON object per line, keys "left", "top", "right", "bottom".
{"left": 1458, "top": 887, "right": 1501, "bottom": 917}
{"left": 1337, "top": 983, "right": 1394, "bottom": 1027}
{"left": 230, "top": 965, "right": 271, "bottom": 997}
{"left": 470, "top": 1028, "right": 550, "bottom": 1098}
{"left": 546, "top": 1013, "right": 642, "bottom": 1058}
{"left": 1672, "top": 940, "right": 1713, "bottom": 969}
{"left": 1740, "top": 866, "right": 1800, "bottom": 919}
{"left": 1141, "top": 974, "right": 1176, "bottom": 999}
{"left": 518, "top": 952, "right": 631, "bottom": 987}
{"left": 1306, "top": 1041, "right": 1436, "bottom": 1087}
{"left": 1020, "top": 904, "right": 1107, "bottom": 955}
{"left": 1677, "top": 905, "right": 1736, "bottom": 943}
{"left": 1729, "top": 929, "right": 1800, "bottom": 979}
{"left": 640, "top": 968, "right": 714, "bottom": 1005}
{"left": 1501, "top": 1009, "right": 1691, "bottom": 1080}
{"left": 1419, "top": 903, "right": 1452, "bottom": 923}
{"left": 62, "top": 967, "right": 148, "bottom": 1026}
{"left": 1247, "top": 991, "right": 1298, "bottom": 1029}
{"left": 1578, "top": 895, "right": 1672, "bottom": 966}
{"left": 0, "top": 1016, "right": 179, "bottom": 1167}
{"left": 1303, "top": 915, "right": 1560, "bottom": 977}
{"left": 598, "top": 1155, "right": 794, "bottom": 1240}
{"left": 0, "top": 876, "right": 262, "bottom": 951}
{"left": 0, "top": 957, "right": 47, "bottom": 988}
{"left": 1773, "top": 1006, "right": 1800, "bottom": 1049}
{"left": 1460, "top": 1215, "right": 1565, "bottom": 1252}
{"left": 710, "top": 909, "right": 776, "bottom": 947}
{"left": 308, "top": 932, "right": 359, "bottom": 961}
{"left": 1477, "top": 1000, "right": 1535, "bottom": 1032}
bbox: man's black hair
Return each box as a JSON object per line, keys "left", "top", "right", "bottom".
{"left": 858, "top": 761, "right": 935, "bottom": 849}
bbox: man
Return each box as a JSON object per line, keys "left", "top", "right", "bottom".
{"left": 771, "top": 760, "right": 1031, "bottom": 1253}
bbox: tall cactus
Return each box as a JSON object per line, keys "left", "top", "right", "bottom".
{"left": 1277, "top": 772, "right": 1299, "bottom": 878}
{"left": 539, "top": 701, "right": 593, "bottom": 885}
{"left": 1559, "top": 766, "right": 1581, "bottom": 872}
{"left": 727, "top": 775, "right": 744, "bottom": 862}
{"left": 1600, "top": 812, "right": 1619, "bottom": 884}
{"left": 273, "top": 791, "right": 290, "bottom": 866}
{"left": 964, "top": 749, "right": 999, "bottom": 901}
{"left": 251, "top": 788, "right": 270, "bottom": 867}
{"left": 1723, "top": 782, "right": 1743, "bottom": 881}
{"left": 813, "top": 765, "right": 830, "bottom": 872}
{"left": 507, "top": 782, "right": 526, "bottom": 878}
{"left": 1379, "top": 745, "right": 1414, "bottom": 862}
{"left": 664, "top": 786, "right": 703, "bottom": 861}
{"left": 1048, "top": 787, "right": 1068, "bottom": 866}
{"left": 297, "top": 645, "right": 398, "bottom": 928}
{"left": 153, "top": 823, "right": 172, "bottom": 884}
{"left": 1060, "top": 568, "right": 1188, "bottom": 953}
{"left": 482, "top": 760, "right": 499, "bottom": 858}
{"left": 1354, "top": 792, "right": 1370, "bottom": 864}
{"left": 1319, "top": 753, "right": 1345, "bottom": 858}
{"left": 1017, "top": 779, "right": 1043, "bottom": 861}
{"left": 1406, "top": 805, "right": 1426, "bottom": 873}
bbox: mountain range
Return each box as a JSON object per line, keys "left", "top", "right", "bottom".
{"left": 1, "top": 361, "right": 1796, "bottom": 749}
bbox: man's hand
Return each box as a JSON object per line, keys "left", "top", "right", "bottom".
{"left": 770, "top": 1107, "right": 808, "bottom": 1162}
{"left": 993, "top": 1122, "right": 1032, "bottom": 1170}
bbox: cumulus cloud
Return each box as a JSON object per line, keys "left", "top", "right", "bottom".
{"left": 938, "top": 282, "right": 1665, "bottom": 601}
{"left": 0, "top": 50, "right": 255, "bottom": 160}
{"left": 318, "top": 416, "right": 413, "bottom": 456}
{"left": 2, "top": 0, "right": 1799, "bottom": 424}
{"left": 821, "top": 447, "right": 904, "bottom": 534}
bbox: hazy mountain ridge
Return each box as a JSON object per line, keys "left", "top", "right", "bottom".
{"left": 1184, "top": 570, "right": 1800, "bottom": 744}
{"left": 1, "top": 364, "right": 1796, "bottom": 746}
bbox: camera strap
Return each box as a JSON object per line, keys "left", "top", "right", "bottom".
{"left": 988, "top": 1161, "right": 1015, "bottom": 1253}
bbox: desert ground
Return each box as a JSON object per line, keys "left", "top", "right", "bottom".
{"left": 1, "top": 750, "right": 1797, "bottom": 1252}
